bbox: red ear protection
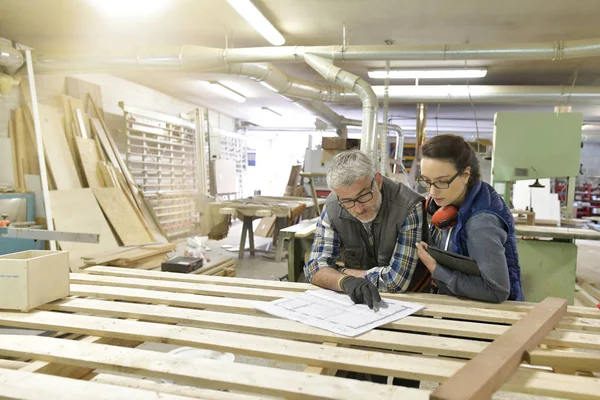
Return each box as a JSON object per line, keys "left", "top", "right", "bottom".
{"left": 426, "top": 197, "right": 459, "bottom": 230}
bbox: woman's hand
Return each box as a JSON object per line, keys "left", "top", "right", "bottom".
{"left": 416, "top": 241, "right": 437, "bottom": 273}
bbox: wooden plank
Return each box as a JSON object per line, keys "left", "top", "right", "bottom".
{"left": 0, "top": 137, "right": 16, "bottom": 189}
{"left": 68, "top": 282, "right": 600, "bottom": 353}
{"left": 92, "top": 374, "right": 266, "bottom": 400}
{"left": 69, "top": 273, "right": 290, "bottom": 301}
{"left": 92, "top": 188, "right": 154, "bottom": 245}
{"left": 65, "top": 77, "right": 103, "bottom": 118}
{"left": 75, "top": 137, "right": 103, "bottom": 188}
{"left": 0, "top": 367, "right": 191, "bottom": 400}
{"left": 41, "top": 297, "right": 600, "bottom": 362}
{"left": 515, "top": 225, "right": 600, "bottom": 240}
{"left": 0, "top": 335, "right": 427, "bottom": 400}
{"left": 0, "top": 311, "right": 597, "bottom": 399}
{"left": 15, "top": 107, "right": 40, "bottom": 176}
{"left": 576, "top": 284, "right": 599, "bottom": 308}
{"left": 49, "top": 189, "right": 119, "bottom": 271}
{"left": 97, "top": 161, "right": 117, "bottom": 187}
{"left": 430, "top": 297, "right": 567, "bottom": 400}
{"left": 78, "top": 268, "right": 600, "bottom": 332}
{"left": 37, "top": 104, "right": 81, "bottom": 189}
{"left": 8, "top": 119, "right": 24, "bottom": 191}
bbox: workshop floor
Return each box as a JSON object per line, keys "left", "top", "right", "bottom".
{"left": 1, "top": 220, "right": 598, "bottom": 399}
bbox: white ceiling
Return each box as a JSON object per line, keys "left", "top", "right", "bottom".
{"left": 3, "top": 0, "right": 600, "bottom": 134}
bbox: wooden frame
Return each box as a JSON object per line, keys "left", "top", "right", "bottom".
{"left": 0, "top": 266, "right": 599, "bottom": 399}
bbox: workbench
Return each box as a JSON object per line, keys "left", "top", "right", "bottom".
{"left": 206, "top": 196, "right": 326, "bottom": 260}
{"left": 0, "top": 266, "right": 599, "bottom": 399}
{"left": 279, "top": 218, "right": 319, "bottom": 281}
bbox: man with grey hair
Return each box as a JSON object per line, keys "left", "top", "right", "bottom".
{"left": 304, "top": 149, "right": 431, "bottom": 309}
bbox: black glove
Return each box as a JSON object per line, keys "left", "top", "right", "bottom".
{"left": 340, "top": 276, "right": 382, "bottom": 309}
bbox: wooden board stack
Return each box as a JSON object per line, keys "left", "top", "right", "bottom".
{"left": 0, "top": 268, "right": 598, "bottom": 399}
{"left": 6, "top": 77, "right": 177, "bottom": 271}
{"left": 81, "top": 243, "right": 177, "bottom": 270}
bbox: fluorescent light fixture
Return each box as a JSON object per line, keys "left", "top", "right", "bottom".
{"left": 88, "top": 0, "right": 170, "bottom": 18}
{"left": 207, "top": 81, "right": 246, "bottom": 103}
{"left": 227, "top": 0, "right": 285, "bottom": 46}
{"left": 261, "top": 107, "right": 282, "bottom": 117}
{"left": 368, "top": 69, "right": 487, "bottom": 79}
{"left": 259, "top": 81, "right": 279, "bottom": 92}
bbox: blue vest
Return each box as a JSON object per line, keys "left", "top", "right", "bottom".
{"left": 451, "top": 181, "right": 524, "bottom": 301}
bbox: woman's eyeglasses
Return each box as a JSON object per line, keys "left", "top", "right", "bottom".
{"left": 417, "top": 170, "right": 463, "bottom": 189}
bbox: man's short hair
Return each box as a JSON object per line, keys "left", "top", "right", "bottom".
{"left": 326, "top": 150, "right": 376, "bottom": 189}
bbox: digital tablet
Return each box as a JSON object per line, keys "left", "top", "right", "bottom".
{"left": 427, "top": 246, "right": 481, "bottom": 276}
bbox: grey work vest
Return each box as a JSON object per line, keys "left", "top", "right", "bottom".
{"left": 326, "top": 176, "right": 431, "bottom": 292}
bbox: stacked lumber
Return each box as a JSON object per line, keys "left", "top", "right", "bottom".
{"left": 6, "top": 77, "right": 169, "bottom": 271}
{"left": 82, "top": 243, "right": 176, "bottom": 270}
{"left": 192, "top": 256, "right": 236, "bottom": 276}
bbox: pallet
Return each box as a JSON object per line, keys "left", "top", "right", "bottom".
{"left": 0, "top": 267, "right": 599, "bottom": 399}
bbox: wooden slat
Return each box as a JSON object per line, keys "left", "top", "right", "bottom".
{"left": 72, "top": 272, "right": 600, "bottom": 332}
{"left": 92, "top": 374, "right": 268, "bottom": 400}
{"left": 0, "top": 367, "right": 190, "bottom": 400}
{"left": 92, "top": 187, "right": 154, "bottom": 246}
{"left": 0, "top": 311, "right": 597, "bottom": 399}
{"left": 49, "top": 189, "right": 119, "bottom": 271}
{"left": 37, "top": 104, "right": 81, "bottom": 189}
{"left": 41, "top": 297, "right": 487, "bottom": 359}
{"left": 41, "top": 297, "right": 600, "bottom": 362}
{"left": 67, "top": 285, "right": 600, "bottom": 351}
{"left": 75, "top": 137, "right": 103, "bottom": 188}
{"left": 69, "top": 273, "right": 291, "bottom": 301}
{"left": 84, "top": 266, "right": 600, "bottom": 321}
{"left": 0, "top": 335, "right": 427, "bottom": 400}
{"left": 431, "top": 297, "right": 567, "bottom": 400}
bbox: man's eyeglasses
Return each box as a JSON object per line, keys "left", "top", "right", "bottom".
{"left": 417, "top": 169, "right": 463, "bottom": 190}
{"left": 338, "top": 178, "right": 375, "bottom": 209}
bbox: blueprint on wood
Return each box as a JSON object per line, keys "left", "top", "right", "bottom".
{"left": 255, "top": 289, "right": 425, "bottom": 337}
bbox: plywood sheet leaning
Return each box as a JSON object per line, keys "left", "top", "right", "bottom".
{"left": 0, "top": 138, "right": 16, "bottom": 189}
{"left": 75, "top": 137, "right": 104, "bottom": 188}
{"left": 93, "top": 187, "right": 154, "bottom": 246}
{"left": 90, "top": 114, "right": 165, "bottom": 243}
{"left": 7, "top": 120, "right": 23, "bottom": 191}
{"left": 65, "top": 77, "right": 103, "bottom": 118}
{"left": 49, "top": 188, "right": 118, "bottom": 271}
{"left": 14, "top": 107, "right": 39, "bottom": 177}
{"left": 38, "top": 105, "right": 81, "bottom": 190}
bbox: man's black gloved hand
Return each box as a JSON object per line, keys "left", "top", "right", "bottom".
{"left": 340, "top": 276, "right": 382, "bottom": 309}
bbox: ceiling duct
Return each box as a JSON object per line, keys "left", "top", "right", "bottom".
{"left": 0, "top": 44, "right": 24, "bottom": 75}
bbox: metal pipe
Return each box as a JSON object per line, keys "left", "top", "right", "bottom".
{"left": 25, "top": 49, "right": 56, "bottom": 250}
{"left": 0, "top": 44, "right": 24, "bottom": 74}
{"left": 32, "top": 37, "right": 600, "bottom": 73}
{"left": 342, "top": 85, "right": 600, "bottom": 104}
{"left": 225, "top": 63, "right": 343, "bottom": 102}
{"left": 304, "top": 54, "right": 378, "bottom": 162}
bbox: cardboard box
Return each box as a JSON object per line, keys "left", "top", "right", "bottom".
{"left": 0, "top": 250, "right": 70, "bottom": 311}
{"left": 321, "top": 149, "right": 338, "bottom": 163}
{"left": 322, "top": 137, "right": 347, "bottom": 150}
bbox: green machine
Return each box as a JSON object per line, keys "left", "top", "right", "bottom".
{"left": 491, "top": 112, "right": 583, "bottom": 304}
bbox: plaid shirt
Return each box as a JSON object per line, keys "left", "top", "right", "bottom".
{"left": 304, "top": 202, "right": 424, "bottom": 293}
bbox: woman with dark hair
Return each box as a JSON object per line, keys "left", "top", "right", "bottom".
{"left": 415, "top": 134, "right": 524, "bottom": 302}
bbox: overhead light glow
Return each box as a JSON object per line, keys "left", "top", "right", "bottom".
{"left": 227, "top": 0, "right": 285, "bottom": 46}
{"left": 88, "top": 0, "right": 170, "bottom": 18}
{"left": 368, "top": 69, "right": 487, "bottom": 79}
{"left": 201, "top": 81, "right": 246, "bottom": 103}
